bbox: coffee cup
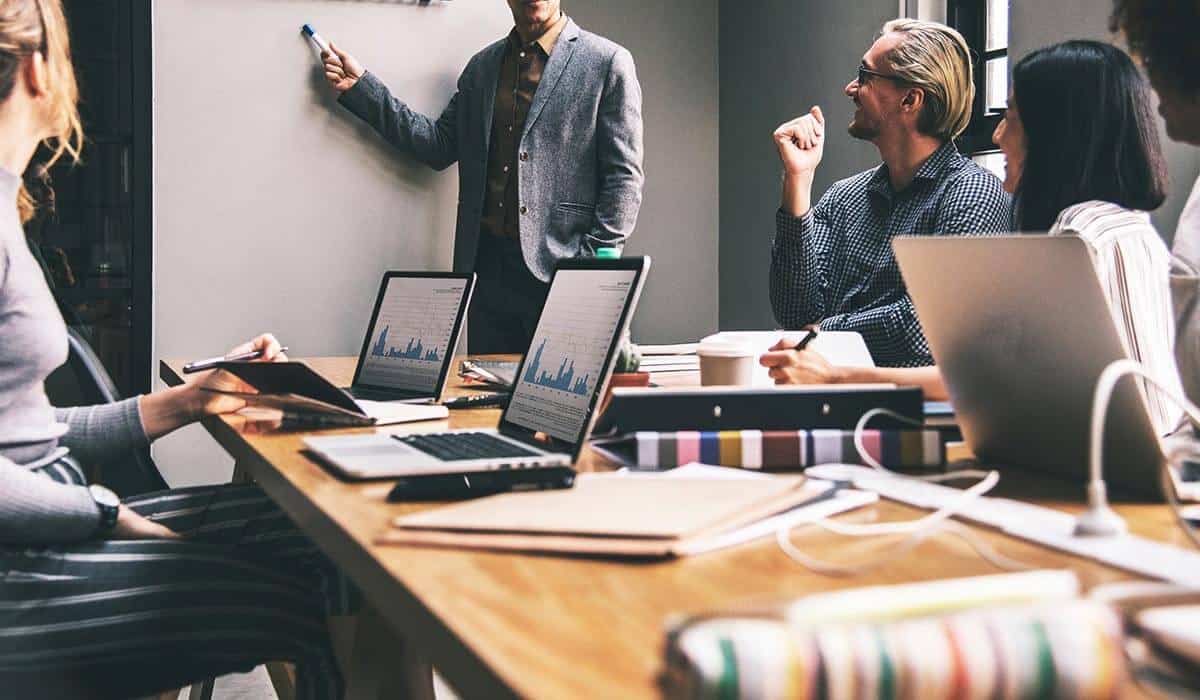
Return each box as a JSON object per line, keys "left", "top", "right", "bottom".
{"left": 697, "top": 338, "right": 757, "bottom": 386}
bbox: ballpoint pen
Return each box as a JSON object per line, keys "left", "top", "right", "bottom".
{"left": 793, "top": 329, "right": 818, "bottom": 351}
{"left": 182, "top": 346, "right": 289, "bottom": 374}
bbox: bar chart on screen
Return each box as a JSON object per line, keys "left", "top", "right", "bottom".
{"left": 358, "top": 277, "right": 468, "bottom": 392}
{"left": 505, "top": 270, "right": 636, "bottom": 441}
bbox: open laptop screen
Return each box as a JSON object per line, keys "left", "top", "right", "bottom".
{"left": 504, "top": 267, "right": 641, "bottom": 444}
{"left": 354, "top": 274, "right": 472, "bottom": 395}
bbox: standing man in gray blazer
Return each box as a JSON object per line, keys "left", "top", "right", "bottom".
{"left": 323, "top": 1, "right": 645, "bottom": 352}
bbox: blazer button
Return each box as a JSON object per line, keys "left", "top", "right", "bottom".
{"left": 520, "top": 152, "right": 529, "bottom": 162}
{"left": 520, "top": 206, "right": 528, "bottom": 215}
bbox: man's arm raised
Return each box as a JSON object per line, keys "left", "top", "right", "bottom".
{"left": 774, "top": 105, "right": 825, "bottom": 216}
{"left": 770, "top": 105, "right": 836, "bottom": 328}
{"left": 327, "top": 42, "right": 461, "bottom": 171}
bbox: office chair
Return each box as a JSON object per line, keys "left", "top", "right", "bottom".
{"left": 43, "top": 325, "right": 170, "bottom": 496}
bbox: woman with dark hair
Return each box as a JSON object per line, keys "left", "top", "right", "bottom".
{"left": 0, "top": 1, "right": 350, "bottom": 697}
{"left": 996, "top": 40, "right": 1182, "bottom": 430}
{"left": 761, "top": 40, "right": 1184, "bottom": 433}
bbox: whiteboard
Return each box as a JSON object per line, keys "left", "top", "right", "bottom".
{"left": 151, "top": 0, "right": 512, "bottom": 485}
{"left": 153, "top": 0, "right": 513, "bottom": 364}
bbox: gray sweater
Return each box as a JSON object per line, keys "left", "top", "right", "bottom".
{"left": 0, "top": 168, "right": 150, "bottom": 544}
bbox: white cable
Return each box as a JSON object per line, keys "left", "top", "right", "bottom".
{"left": 778, "top": 360, "right": 1200, "bottom": 576}
{"left": 852, "top": 407, "right": 991, "bottom": 482}
{"left": 776, "top": 406, "right": 1037, "bottom": 574}
{"left": 1088, "top": 359, "right": 1200, "bottom": 545}
{"left": 776, "top": 516, "right": 1034, "bottom": 576}
{"left": 811, "top": 470, "right": 998, "bottom": 536}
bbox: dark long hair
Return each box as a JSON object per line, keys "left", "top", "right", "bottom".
{"left": 1011, "top": 40, "right": 1167, "bottom": 231}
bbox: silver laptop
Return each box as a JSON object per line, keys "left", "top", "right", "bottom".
{"left": 305, "top": 256, "right": 651, "bottom": 479}
{"left": 344, "top": 271, "right": 475, "bottom": 404}
{"left": 893, "top": 235, "right": 1164, "bottom": 496}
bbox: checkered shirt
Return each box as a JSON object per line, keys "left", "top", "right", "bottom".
{"left": 770, "top": 142, "right": 1013, "bottom": 367}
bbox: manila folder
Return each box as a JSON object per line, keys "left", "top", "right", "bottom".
{"left": 379, "top": 473, "right": 825, "bottom": 558}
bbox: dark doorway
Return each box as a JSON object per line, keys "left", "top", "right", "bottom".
{"left": 30, "top": 0, "right": 152, "bottom": 399}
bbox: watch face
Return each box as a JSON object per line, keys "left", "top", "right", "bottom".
{"left": 89, "top": 484, "right": 121, "bottom": 508}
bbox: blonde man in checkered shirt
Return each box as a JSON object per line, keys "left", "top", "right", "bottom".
{"left": 769, "top": 19, "right": 1011, "bottom": 368}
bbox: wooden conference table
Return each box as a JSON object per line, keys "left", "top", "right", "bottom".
{"left": 161, "top": 356, "right": 1185, "bottom": 699}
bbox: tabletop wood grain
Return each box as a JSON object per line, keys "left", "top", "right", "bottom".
{"left": 162, "top": 357, "right": 1178, "bottom": 699}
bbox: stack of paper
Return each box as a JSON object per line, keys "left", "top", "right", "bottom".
{"left": 379, "top": 467, "right": 874, "bottom": 558}
{"left": 638, "top": 343, "right": 700, "bottom": 374}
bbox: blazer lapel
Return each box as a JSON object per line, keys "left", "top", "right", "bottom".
{"left": 477, "top": 40, "right": 508, "bottom": 160}
{"left": 523, "top": 19, "right": 580, "bottom": 137}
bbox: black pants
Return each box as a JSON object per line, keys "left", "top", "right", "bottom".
{"left": 468, "top": 233, "right": 549, "bottom": 354}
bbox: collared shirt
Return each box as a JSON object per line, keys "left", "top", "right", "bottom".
{"left": 480, "top": 12, "right": 569, "bottom": 241}
{"left": 1052, "top": 200, "right": 1183, "bottom": 435}
{"left": 770, "top": 141, "right": 1012, "bottom": 367}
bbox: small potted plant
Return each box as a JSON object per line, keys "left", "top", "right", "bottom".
{"left": 602, "top": 331, "right": 650, "bottom": 413}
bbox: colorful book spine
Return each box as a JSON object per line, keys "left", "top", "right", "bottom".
{"left": 633, "top": 429, "right": 944, "bottom": 470}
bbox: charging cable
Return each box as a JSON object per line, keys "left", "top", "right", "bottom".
{"left": 1087, "top": 359, "right": 1200, "bottom": 545}
{"left": 778, "top": 361, "right": 1200, "bottom": 576}
{"left": 777, "top": 408, "right": 1036, "bottom": 576}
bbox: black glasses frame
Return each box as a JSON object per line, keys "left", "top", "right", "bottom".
{"left": 857, "top": 65, "right": 907, "bottom": 86}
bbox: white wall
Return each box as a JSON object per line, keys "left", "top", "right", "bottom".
{"left": 569, "top": 0, "right": 720, "bottom": 345}
{"left": 717, "top": 0, "right": 899, "bottom": 330}
{"left": 151, "top": 1, "right": 719, "bottom": 485}
{"left": 152, "top": 0, "right": 511, "bottom": 484}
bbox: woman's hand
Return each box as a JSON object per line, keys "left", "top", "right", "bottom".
{"left": 110, "top": 505, "right": 180, "bottom": 540}
{"left": 139, "top": 334, "right": 289, "bottom": 440}
{"left": 758, "top": 338, "right": 844, "bottom": 385}
{"left": 185, "top": 333, "right": 289, "bottom": 417}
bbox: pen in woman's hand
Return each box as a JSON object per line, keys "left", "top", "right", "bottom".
{"left": 182, "top": 346, "right": 289, "bottom": 374}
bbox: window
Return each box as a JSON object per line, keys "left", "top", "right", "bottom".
{"left": 948, "top": 0, "right": 1009, "bottom": 159}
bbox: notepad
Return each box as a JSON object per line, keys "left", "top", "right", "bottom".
{"left": 204, "top": 361, "right": 447, "bottom": 427}
{"left": 381, "top": 472, "right": 835, "bottom": 558}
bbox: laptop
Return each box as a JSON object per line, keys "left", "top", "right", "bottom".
{"left": 305, "top": 256, "right": 651, "bottom": 479}
{"left": 893, "top": 235, "right": 1165, "bottom": 496}
{"left": 344, "top": 271, "right": 475, "bottom": 404}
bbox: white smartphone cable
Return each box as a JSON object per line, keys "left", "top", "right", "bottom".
{"left": 777, "top": 408, "right": 1035, "bottom": 576}
{"left": 1087, "top": 359, "right": 1200, "bottom": 546}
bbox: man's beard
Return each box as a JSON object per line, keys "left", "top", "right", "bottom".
{"left": 848, "top": 117, "right": 879, "bottom": 141}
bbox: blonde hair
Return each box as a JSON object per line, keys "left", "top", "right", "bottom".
{"left": 0, "top": 0, "right": 82, "bottom": 222}
{"left": 879, "top": 18, "right": 974, "bottom": 141}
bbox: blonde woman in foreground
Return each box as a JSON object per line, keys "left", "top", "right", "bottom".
{"left": 0, "top": 1, "right": 351, "bottom": 697}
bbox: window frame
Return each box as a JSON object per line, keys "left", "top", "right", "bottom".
{"left": 947, "top": 0, "right": 1008, "bottom": 155}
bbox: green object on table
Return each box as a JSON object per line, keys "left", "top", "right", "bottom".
{"left": 595, "top": 247, "right": 621, "bottom": 259}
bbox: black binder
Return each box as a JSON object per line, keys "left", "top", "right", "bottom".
{"left": 594, "top": 385, "right": 924, "bottom": 434}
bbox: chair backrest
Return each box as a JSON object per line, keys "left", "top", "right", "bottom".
{"left": 45, "top": 326, "right": 169, "bottom": 495}
{"left": 67, "top": 326, "right": 121, "bottom": 403}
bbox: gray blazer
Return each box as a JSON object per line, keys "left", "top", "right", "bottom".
{"left": 338, "top": 19, "right": 645, "bottom": 282}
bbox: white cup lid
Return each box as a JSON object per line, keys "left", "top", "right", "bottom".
{"left": 696, "top": 338, "right": 756, "bottom": 358}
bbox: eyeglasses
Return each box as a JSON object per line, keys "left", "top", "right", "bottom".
{"left": 856, "top": 65, "right": 906, "bottom": 86}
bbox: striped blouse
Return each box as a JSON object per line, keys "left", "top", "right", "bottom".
{"left": 1051, "top": 200, "right": 1184, "bottom": 434}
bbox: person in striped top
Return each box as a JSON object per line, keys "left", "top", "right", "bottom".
{"left": 762, "top": 40, "right": 1185, "bottom": 436}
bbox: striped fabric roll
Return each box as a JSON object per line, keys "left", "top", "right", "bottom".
{"left": 663, "top": 600, "right": 1126, "bottom": 700}
{"left": 633, "top": 429, "right": 944, "bottom": 470}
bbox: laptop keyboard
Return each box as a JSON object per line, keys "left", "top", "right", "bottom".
{"left": 397, "top": 432, "right": 542, "bottom": 461}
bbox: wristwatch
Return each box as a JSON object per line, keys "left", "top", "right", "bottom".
{"left": 88, "top": 484, "right": 120, "bottom": 534}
